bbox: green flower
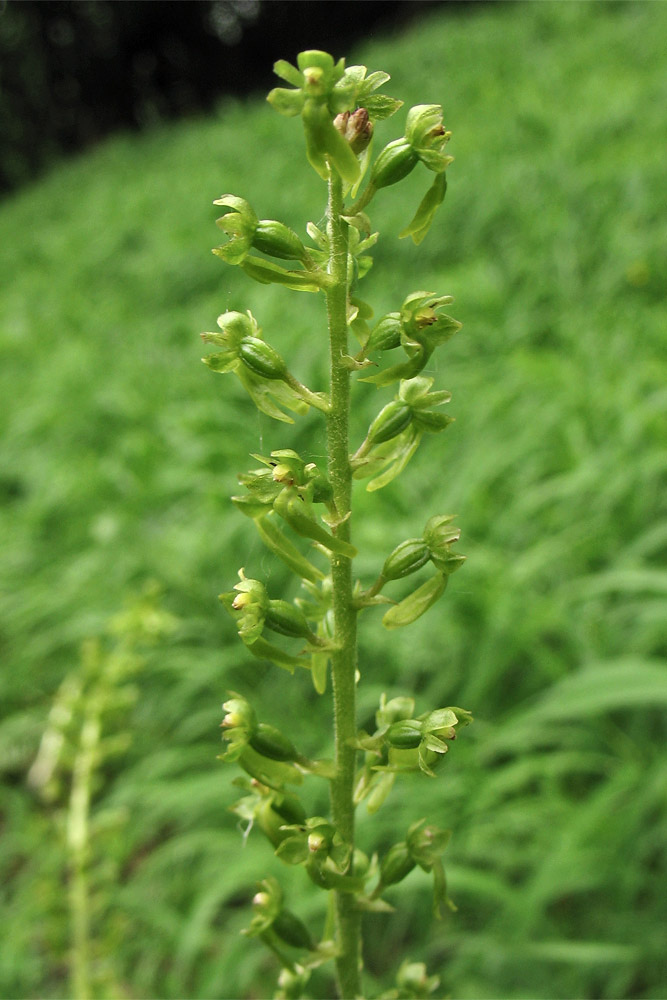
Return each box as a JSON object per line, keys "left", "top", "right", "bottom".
{"left": 213, "top": 194, "right": 309, "bottom": 265}
{"left": 360, "top": 294, "right": 461, "bottom": 386}
{"left": 374, "top": 819, "right": 455, "bottom": 919}
{"left": 365, "top": 104, "right": 454, "bottom": 243}
{"left": 380, "top": 705, "right": 473, "bottom": 776}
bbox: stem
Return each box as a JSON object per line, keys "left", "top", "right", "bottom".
{"left": 325, "top": 169, "right": 362, "bottom": 999}
{"left": 67, "top": 709, "right": 100, "bottom": 1000}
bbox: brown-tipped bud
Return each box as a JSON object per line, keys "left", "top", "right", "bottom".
{"left": 334, "top": 108, "right": 373, "bottom": 155}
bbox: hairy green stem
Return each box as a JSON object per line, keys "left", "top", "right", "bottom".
{"left": 325, "top": 169, "right": 362, "bottom": 999}
{"left": 67, "top": 709, "right": 100, "bottom": 1000}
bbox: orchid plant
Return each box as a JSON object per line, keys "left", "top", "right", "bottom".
{"left": 202, "top": 50, "right": 472, "bottom": 999}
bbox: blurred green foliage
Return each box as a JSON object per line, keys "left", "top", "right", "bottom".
{"left": 1, "top": 2, "right": 666, "bottom": 998}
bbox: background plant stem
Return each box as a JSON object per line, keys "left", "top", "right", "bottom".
{"left": 325, "top": 170, "right": 362, "bottom": 999}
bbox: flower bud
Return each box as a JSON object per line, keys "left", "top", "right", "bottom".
{"left": 380, "top": 841, "right": 416, "bottom": 887}
{"left": 366, "top": 401, "right": 412, "bottom": 446}
{"left": 370, "top": 138, "right": 418, "bottom": 190}
{"left": 334, "top": 108, "right": 373, "bottom": 155}
{"left": 386, "top": 719, "right": 423, "bottom": 750}
{"left": 273, "top": 909, "right": 315, "bottom": 951}
{"left": 253, "top": 220, "right": 308, "bottom": 262}
{"left": 265, "top": 599, "right": 314, "bottom": 640}
{"left": 364, "top": 312, "right": 402, "bottom": 353}
{"left": 382, "top": 539, "right": 430, "bottom": 581}
{"left": 249, "top": 722, "right": 299, "bottom": 763}
{"left": 239, "top": 338, "right": 289, "bottom": 381}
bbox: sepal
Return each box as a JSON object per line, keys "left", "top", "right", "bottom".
{"left": 239, "top": 256, "right": 324, "bottom": 292}
{"left": 253, "top": 515, "right": 326, "bottom": 584}
{"left": 228, "top": 744, "right": 303, "bottom": 791}
{"left": 382, "top": 572, "right": 447, "bottom": 630}
{"left": 399, "top": 172, "right": 448, "bottom": 245}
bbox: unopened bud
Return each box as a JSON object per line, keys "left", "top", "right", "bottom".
{"left": 273, "top": 909, "right": 315, "bottom": 951}
{"left": 380, "top": 841, "right": 416, "bottom": 887}
{"left": 265, "top": 599, "right": 313, "bottom": 640}
{"left": 382, "top": 539, "right": 430, "bottom": 581}
{"left": 253, "top": 220, "right": 307, "bottom": 262}
{"left": 367, "top": 401, "right": 412, "bottom": 446}
{"left": 249, "top": 722, "right": 299, "bottom": 763}
{"left": 334, "top": 108, "right": 373, "bottom": 155}
{"left": 370, "top": 138, "right": 418, "bottom": 190}
{"left": 365, "top": 313, "right": 402, "bottom": 353}
{"left": 252, "top": 891, "right": 271, "bottom": 909}
{"left": 386, "top": 719, "right": 423, "bottom": 750}
{"left": 239, "top": 338, "right": 288, "bottom": 381}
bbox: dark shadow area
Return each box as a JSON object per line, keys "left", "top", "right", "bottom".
{"left": 0, "top": 0, "right": 484, "bottom": 194}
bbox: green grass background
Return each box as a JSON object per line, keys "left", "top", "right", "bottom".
{"left": 1, "top": 1, "right": 666, "bottom": 997}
